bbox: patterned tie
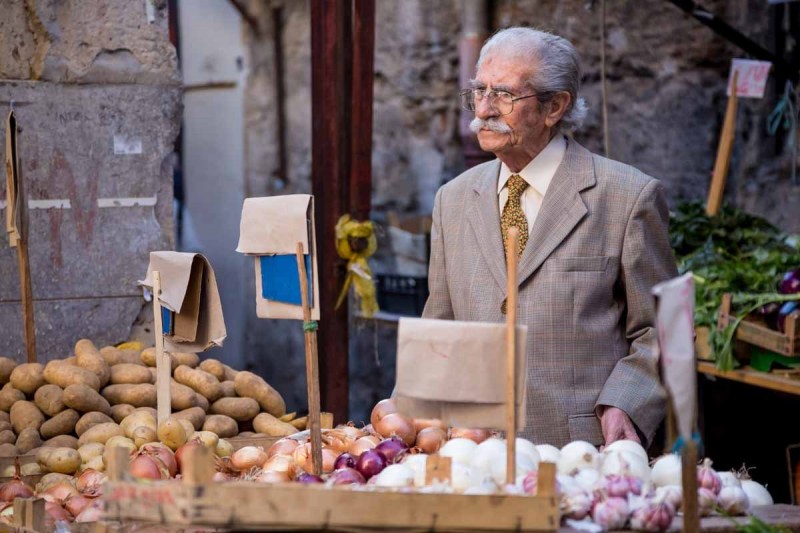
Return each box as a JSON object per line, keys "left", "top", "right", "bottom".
{"left": 501, "top": 174, "right": 529, "bottom": 257}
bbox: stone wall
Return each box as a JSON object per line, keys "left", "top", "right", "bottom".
{"left": 0, "top": 0, "right": 180, "bottom": 360}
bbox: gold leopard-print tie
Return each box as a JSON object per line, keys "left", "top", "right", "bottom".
{"left": 501, "top": 174, "right": 529, "bottom": 257}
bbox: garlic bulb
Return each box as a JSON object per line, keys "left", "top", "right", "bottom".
{"left": 558, "top": 441, "right": 600, "bottom": 475}
{"left": 629, "top": 496, "right": 675, "bottom": 532}
{"left": 601, "top": 474, "right": 644, "bottom": 498}
{"left": 574, "top": 468, "right": 601, "bottom": 492}
{"left": 603, "top": 439, "right": 648, "bottom": 464}
{"left": 717, "top": 485, "right": 749, "bottom": 516}
{"left": 697, "top": 459, "right": 722, "bottom": 495}
{"left": 591, "top": 496, "right": 630, "bottom": 530}
{"left": 561, "top": 488, "right": 594, "bottom": 520}
{"left": 697, "top": 487, "right": 717, "bottom": 517}
{"left": 740, "top": 479, "right": 773, "bottom": 507}
{"left": 600, "top": 450, "right": 650, "bottom": 483}
{"left": 718, "top": 471, "right": 741, "bottom": 488}
{"left": 650, "top": 454, "right": 682, "bottom": 488}
{"left": 654, "top": 485, "right": 682, "bottom": 512}
{"left": 515, "top": 438, "right": 541, "bottom": 468}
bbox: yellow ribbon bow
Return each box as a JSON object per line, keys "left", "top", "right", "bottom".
{"left": 335, "top": 214, "right": 379, "bottom": 317}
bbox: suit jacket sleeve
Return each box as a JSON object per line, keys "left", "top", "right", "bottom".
{"left": 422, "top": 187, "right": 454, "bottom": 320}
{"left": 595, "top": 179, "right": 677, "bottom": 445}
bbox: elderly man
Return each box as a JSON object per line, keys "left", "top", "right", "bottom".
{"left": 423, "top": 27, "right": 677, "bottom": 447}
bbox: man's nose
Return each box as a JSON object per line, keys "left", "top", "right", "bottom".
{"left": 475, "top": 95, "right": 499, "bottom": 120}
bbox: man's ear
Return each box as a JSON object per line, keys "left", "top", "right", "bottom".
{"left": 544, "top": 91, "right": 571, "bottom": 129}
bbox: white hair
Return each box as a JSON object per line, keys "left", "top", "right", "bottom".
{"left": 476, "top": 27, "right": 588, "bottom": 134}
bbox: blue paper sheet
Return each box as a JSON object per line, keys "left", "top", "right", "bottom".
{"left": 260, "top": 254, "right": 313, "bottom": 306}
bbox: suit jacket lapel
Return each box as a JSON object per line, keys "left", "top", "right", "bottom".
{"left": 466, "top": 159, "right": 507, "bottom": 291}
{"left": 517, "top": 140, "right": 597, "bottom": 285}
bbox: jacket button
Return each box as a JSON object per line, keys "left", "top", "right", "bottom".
{"left": 500, "top": 300, "right": 507, "bottom": 315}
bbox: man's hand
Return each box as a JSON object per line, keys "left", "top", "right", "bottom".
{"left": 599, "top": 406, "right": 640, "bottom": 446}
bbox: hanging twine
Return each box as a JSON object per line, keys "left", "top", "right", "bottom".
{"left": 334, "top": 214, "right": 379, "bottom": 317}
{"left": 767, "top": 81, "right": 799, "bottom": 185}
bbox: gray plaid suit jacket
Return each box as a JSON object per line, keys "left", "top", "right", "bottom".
{"left": 422, "top": 138, "right": 677, "bottom": 447}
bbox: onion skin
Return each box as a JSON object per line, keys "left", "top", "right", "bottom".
{"left": 374, "top": 413, "right": 416, "bottom": 446}
{"left": 0, "top": 477, "right": 33, "bottom": 502}
{"left": 254, "top": 470, "right": 290, "bottom": 483}
{"left": 141, "top": 443, "right": 178, "bottom": 478}
{"left": 449, "top": 428, "right": 491, "bottom": 444}
{"left": 128, "top": 455, "right": 164, "bottom": 480}
{"left": 43, "top": 482, "right": 80, "bottom": 504}
{"left": 76, "top": 469, "right": 107, "bottom": 497}
{"left": 414, "top": 427, "right": 447, "bottom": 454}
{"left": 370, "top": 399, "right": 396, "bottom": 427}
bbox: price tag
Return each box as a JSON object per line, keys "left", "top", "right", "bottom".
{"left": 727, "top": 59, "right": 772, "bottom": 98}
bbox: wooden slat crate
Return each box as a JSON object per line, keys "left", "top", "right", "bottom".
{"left": 718, "top": 294, "right": 800, "bottom": 356}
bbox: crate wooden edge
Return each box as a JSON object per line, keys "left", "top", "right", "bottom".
{"left": 718, "top": 293, "right": 800, "bottom": 356}
{"left": 102, "top": 479, "right": 560, "bottom": 532}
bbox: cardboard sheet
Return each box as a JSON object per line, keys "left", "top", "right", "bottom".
{"left": 394, "top": 318, "right": 527, "bottom": 429}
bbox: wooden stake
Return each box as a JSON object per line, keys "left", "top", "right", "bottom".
{"left": 706, "top": 71, "right": 739, "bottom": 216}
{"left": 297, "top": 242, "right": 323, "bottom": 476}
{"left": 681, "top": 439, "right": 700, "bottom": 533}
{"left": 152, "top": 271, "right": 171, "bottom": 425}
{"left": 505, "top": 227, "right": 519, "bottom": 485}
{"left": 182, "top": 445, "right": 215, "bottom": 485}
{"left": 12, "top": 498, "right": 44, "bottom": 531}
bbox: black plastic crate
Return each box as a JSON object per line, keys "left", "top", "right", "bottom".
{"left": 375, "top": 274, "right": 429, "bottom": 317}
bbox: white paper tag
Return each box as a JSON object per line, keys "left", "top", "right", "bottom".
{"left": 114, "top": 135, "right": 143, "bottom": 155}
{"left": 727, "top": 59, "right": 772, "bottom": 98}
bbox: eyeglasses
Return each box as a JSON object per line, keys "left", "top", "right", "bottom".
{"left": 459, "top": 88, "right": 546, "bottom": 116}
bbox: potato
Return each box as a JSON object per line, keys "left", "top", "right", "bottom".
{"left": 110, "top": 404, "right": 135, "bottom": 423}
{"left": 0, "top": 430, "right": 15, "bottom": 445}
{"left": 198, "top": 359, "right": 225, "bottom": 381}
{"left": 134, "top": 407, "right": 158, "bottom": 419}
{"left": 220, "top": 381, "right": 236, "bottom": 398}
{"left": 202, "top": 414, "right": 238, "bottom": 438}
{"left": 63, "top": 356, "right": 77, "bottom": 365}
{"left": 44, "top": 447, "right": 81, "bottom": 474}
{"left": 222, "top": 364, "right": 238, "bottom": 382}
{"left": 0, "top": 443, "right": 17, "bottom": 457}
{"left": 237, "top": 431, "right": 255, "bottom": 438}
{"left": 44, "top": 360, "right": 100, "bottom": 391}
{"left": 195, "top": 393, "right": 209, "bottom": 412}
{"left": 0, "top": 421, "right": 12, "bottom": 433}
{"left": 132, "top": 425, "right": 157, "bottom": 448}
{"left": 290, "top": 416, "right": 308, "bottom": 430}
{"left": 83, "top": 455, "right": 105, "bottom": 472}
{"left": 170, "top": 380, "right": 200, "bottom": 411}
{"left": 42, "top": 435, "right": 79, "bottom": 449}
{"left": 172, "top": 407, "right": 205, "bottom": 431}
{"left": 216, "top": 438, "right": 233, "bottom": 457}
{"left": 234, "top": 371, "right": 286, "bottom": 417}
{"left": 34, "top": 384, "right": 65, "bottom": 417}
{"left": 176, "top": 419, "right": 195, "bottom": 438}
{"left": 157, "top": 418, "right": 187, "bottom": 451}
{"left": 99, "top": 346, "right": 144, "bottom": 367}
{"left": 40, "top": 409, "right": 80, "bottom": 439}
{"left": 141, "top": 348, "right": 178, "bottom": 370}
{"left": 101, "top": 384, "right": 156, "bottom": 407}
{"left": 191, "top": 430, "right": 218, "bottom": 450}
{"left": 0, "top": 357, "right": 16, "bottom": 385}
{"left": 121, "top": 411, "right": 157, "bottom": 439}
{"left": 78, "top": 422, "right": 124, "bottom": 446}
{"left": 63, "top": 384, "right": 112, "bottom": 415}
{"left": 78, "top": 442, "right": 105, "bottom": 463}
{"left": 75, "top": 339, "right": 111, "bottom": 387}
{"left": 21, "top": 463, "right": 41, "bottom": 476}
{"left": 0, "top": 383, "right": 25, "bottom": 412}
{"left": 0, "top": 412, "right": 9, "bottom": 424}
{"left": 103, "top": 436, "right": 136, "bottom": 467}
{"left": 10, "top": 401, "right": 44, "bottom": 433}
{"left": 174, "top": 365, "right": 221, "bottom": 402}
{"left": 75, "top": 412, "right": 114, "bottom": 437}
{"left": 109, "top": 364, "right": 153, "bottom": 385}
{"left": 253, "top": 412, "right": 297, "bottom": 437}
{"left": 148, "top": 367, "right": 157, "bottom": 381}
{"left": 16, "top": 427, "right": 42, "bottom": 454}
{"left": 210, "top": 398, "right": 259, "bottom": 422}
{"left": 172, "top": 352, "right": 199, "bottom": 368}
{"left": 9, "top": 363, "right": 45, "bottom": 395}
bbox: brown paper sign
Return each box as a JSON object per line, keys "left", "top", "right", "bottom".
{"left": 139, "top": 252, "right": 227, "bottom": 352}
{"left": 5, "top": 111, "right": 21, "bottom": 247}
{"left": 394, "top": 318, "right": 527, "bottom": 429}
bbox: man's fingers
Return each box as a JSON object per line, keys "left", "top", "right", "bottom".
{"left": 623, "top": 424, "right": 641, "bottom": 443}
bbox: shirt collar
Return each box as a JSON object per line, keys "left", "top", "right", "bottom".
{"left": 497, "top": 135, "right": 567, "bottom": 197}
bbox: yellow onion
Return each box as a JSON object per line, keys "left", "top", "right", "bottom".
{"left": 336, "top": 425, "right": 367, "bottom": 441}
{"left": 292, "top": 443, "right": 337, "bottom": 474}
{"left": 262, "top": 454, "right": 297, "bottom": 478}
{"left": 415, "top": 427, "right": 447, "bottom": 454}
{"left": 413, "top": 418, "right": 447, "bottom": 433}
{"left": 370, "top": 399, "right": 396, "bottom": 427}
{"left": 128, "top": 454, "right": 165, "bottom": 480}
{"left": 254, "top": 470, "right": 290, "bottom": 483}
{"left": 375, "top": 413, "right": 416, "bottom": 446}
{"left": 75, "top": 469, "right": 107, "bottom": 497}
{"left": 268, "top": 438, "right": 300, "bottom": 458}
{"left": 42, "top": 482, "right": 79, "bottom": 504}
{"left": 449, "top": 428, "right": 492, "bottom": 444}
{"left": 44, "top": 502, "right": 71, "bottom": 528}
{"left": 231, "top": 446, "right": 268, "bottom": 472}
{"left": 322, "top": 431, "right": 351, "bottom": 455}
{"left": 348, "top": 435, "right": 380, "bottom": 456}
{"left": 65, "top": 494, "right": 92, "bottom": 517}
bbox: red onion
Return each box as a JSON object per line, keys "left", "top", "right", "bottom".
{"left": 141, "top": 443, "right": 178, "bottom": 478}
{"left": 175, "top": 439, "right": 204, "bottom": 473}
{"left": 65, "top": 494, "right": 92, "bottom": 518}
{"left": 328, "top": 467, "right": 366, "bottom": 486}
{"left": 414, "top": 427, "right": 447, "bottom": 454}
{"left": 129, "top": 454, "right": 164, "bottom": 480}
{"left": 370, "top": 398, "right": 396, "bottom": 427}
{"left": 356, "top": 449, "right": 388, "bottom": 479}
{"left": 375, "top": 437, "right": 409, "bottom": 464}
{"left": 374, "top": 413, "right": 416, "bottom": 446}
{"left": 697, "top": 458, "right": 722, "bottom": 495}
{"left": 296, "top": 473, "right": 324, "bottom": 484}
{"left": 449, "top": 428, "right": 492, "bottom": 444}
{"left": 334, "top": 452, "right": 357, "bottom": 470}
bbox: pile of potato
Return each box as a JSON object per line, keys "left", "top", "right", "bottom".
{"left": 0, "top": 339, "right": 302, "bottom": 474}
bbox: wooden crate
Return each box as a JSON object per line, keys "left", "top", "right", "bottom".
{"left": 718, "top": 294, "right": 800, "bottom": 356}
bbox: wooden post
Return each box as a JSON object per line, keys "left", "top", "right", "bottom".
{"left": 425, "top": 455, "right": 452, "bottom": 485}
{"left": 108, "top": 445, "right": 130, "bottom": 482}
{"left": 681, "top": 440, "right": 700, "bottom": 533}
{"left": 706, "top": 71, "right": 739, "bottom": 216}
{"left": 350, "top": 0, "right": 375, "bottom": 221}
{"left": 297, "top": 243, "right": 323, "bottom": 476}
{"left": 505, "top": 227, "right": 519, "bottom": 485}
{"left": 12, "top": 498, "right": 44, "bottom": 532}
{"left": 152, "top": 271, "right": 171, "bottom": 425}
{"left": 310, "top": 0, "right": 351, "bottom": 424}
{"left": 182, "top": 445, "right": 214, "bottom": 485}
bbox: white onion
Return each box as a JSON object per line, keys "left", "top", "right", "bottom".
{"left": 557, "top": 474, "right": 579, "bottom": 494}
{"left": 470, "top": 438, "right": 506, "bottom": 474}
{"left": 651, "top": 454, "right": 682, "bottom": 487}
{"left": 373, "top": 464, "right": 415, "bottom": 487}
{"left": 741, "top": 479, "right": 773, "bottom": 506}
{"left": 718, "top": 471, "right": 741, "bottom": 488}
{"left": 603, "top": 439, "right": 648, "bottom": 464}
{"left": 489, "top": 451, "right": 537, "bottom": 486}
{"left": 439, "top": 438, "right": 478, "bottom": 465}
{"left": 463, "top": 480, "right": 498, "bottom": 495}
{"left": 515, "top": 438, "right": 541, "bottom": 467}
{"left": 600, "top": 450, "right": 650, "bottom": 483}
{"left": 401, "top": 454, "right": 428, "bottom": 487}
{"left": 536, "top": 444, "right": 561, "bottom": 464}
{"left": 557, "top": 441, "right": 599, "bottom": 475}
{"left": 451, "top": 462, "right": 484, "bottom": 492}
{"left": 718, "top": 485, "right": 750, "bottom": 515}
{"left": 573, "top": 468, "right": 601, "bottom": 492}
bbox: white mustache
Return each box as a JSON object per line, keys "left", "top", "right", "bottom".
{"left": 469, "top": 117, "right": 512, "bottom": 134}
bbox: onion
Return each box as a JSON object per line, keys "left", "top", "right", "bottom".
{"left": 356, "top": 449, "right": 388, "bottom": 479}
{"left": 535, "top": 444, "right": 561, "bottom": 464}
{"left": 650, "top": 454, "right": 682, "bottom": 487}
{"left": 212, "top": 471, "right": 233, "bottom": 482}
{"left": 697, "top": 458, "right": 722, "bottom": 495}
{"left": 516, "top": 438, "right": 541, "bottom": 467}
{"left": 129, "top": 454, "right": 164, "bottom": 480}
{"left": 75, "top": 499, "right": 104, "bottom": 522}
{"left": 44, "top": 502, "right": 71, "bottom": 527}
{"left": 65, "top": 494, "right": 92, "bottom": 517}
{"left": 334, "top": 452, "right": 357, "bottom": 470}
{"left": 268, "top": 438, "right": 300, "bottom": 458}
{"left": 718, "top": 470, "right": 741, "bottom": 488}
{"left": 741, "top": 479, "right": 773, "bottom": 506}
{"left": 231, "top": 446, "right": 268, "bottom": 472}
{"left": 0, "top": 469, "right": 33, "bottom": 502}
{"left": 293, "top": 443, "right": 337, "bottom": 474}
{"left": 557, "top": 441, "right": 599, "bottom": 475}
{"left": 337, "top": 425, "right": 367, "bottom": 441}
{"left": 322, "top": 431, "right": 351, "bottom": 455}
{"left": 439, "top": 438, "right": 478, "bottom": 465}
{"left": 451, "top": 462, "right": 483, "bottom": 492}
{"left": 600, "top": 450, "right": 650, "bottom": 482}
{"left": 175, "top": 439, "right": 204, "bottom": 473}
{"left": 413, "top": 418, "right": 447, "bottom": 433}
{"left": 373, "top": 464, "right": 415, "bottom": 487}
{"left": 254, "top": 470, "right": 290, "bottom": 483}
{"left": 401, "top": 454, "right": 428, "bottom": 487}
{"left": 263, "top": 454, "right": 297, "bottom": 478}
{"left": 328, "top": 467, "right": 366, "bottom": 486}
{"left": 449, "top": 428, "right": 491, "bottom": 444}
{"left": 374, "top": 413, "right": 416, "bottom": 446}
{"left": 718, "top": 485, "right": 750, "bottom": 515}
{"left": 375, "top": 437, "right": 409, "bottom": 464}
{"left": 603, "top": 439, "right": 649, "bottom": 464}
{"left": 141, "top": 443, "right": 177, "bottom": 478}
{"left": 76, "top": 469, "right": 107, "bottom": 497}
{"left": 370, "top": 398, "right": 396, "bottom": 427}
{"left": 415, "top": 427, "right": 447, "bottom": 454}
{"left": 348, "top": 435, "right": 380, "bottom": 456}
{"left": 296, "top": 473, "right": 324, "bottom": 484}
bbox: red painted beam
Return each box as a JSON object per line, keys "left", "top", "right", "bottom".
{"left": 351, "top": 0, "right": 375, "bottom": 220}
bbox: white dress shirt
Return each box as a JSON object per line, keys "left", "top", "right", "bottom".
{"left": 497, "top": 135, "right": 567, "bottom": 233}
